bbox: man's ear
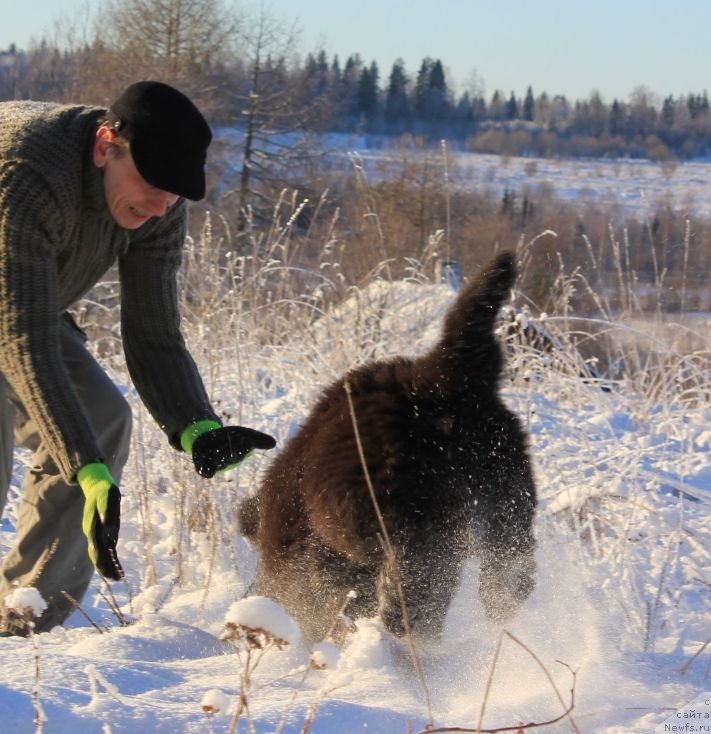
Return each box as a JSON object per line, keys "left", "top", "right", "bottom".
{"left": 93, "top": 126, "right": 115, "bottom": 168}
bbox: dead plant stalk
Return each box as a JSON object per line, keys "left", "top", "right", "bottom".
{"left": 344, "top": 379, "right": 434, "bottom": 728}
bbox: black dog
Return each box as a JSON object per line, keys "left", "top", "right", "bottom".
{"left": 239, "top": 251, "right": 537, "bottom": 641}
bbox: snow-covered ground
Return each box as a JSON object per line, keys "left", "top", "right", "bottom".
{"left": 1, "top": 270, "right": 710, "bottom": 733}
{"left": 352, "top": 145, "right": 711, "bottom": 221}
{"left": 216, "top": 128, "right": 711, "bottom": 222}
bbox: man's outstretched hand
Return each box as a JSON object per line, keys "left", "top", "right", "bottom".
{"left": 190, "top": 425, "right": 277, "bottom": 478}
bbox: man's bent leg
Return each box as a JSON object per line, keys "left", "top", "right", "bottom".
{"left": 0, "top": 317, "right": 132, "bottom": 632}
{"left": 0, "top": 375, "right": 15, "bottom": 520}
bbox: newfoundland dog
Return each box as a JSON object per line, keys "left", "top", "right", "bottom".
{"left": 239, "top": 251, "right": 537, "bottom": 641}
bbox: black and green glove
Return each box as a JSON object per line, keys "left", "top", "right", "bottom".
{"left": 77, "top": 463, "right": 124, "bottom": 581}
{"left": 181, "top": 420, "right": 276, "bottom": 478}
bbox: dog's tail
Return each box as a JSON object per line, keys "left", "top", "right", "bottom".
{"left": 424, "top": 251, "right": 516, "bottom": 388}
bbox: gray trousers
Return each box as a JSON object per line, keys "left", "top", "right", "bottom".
{"left": 0, "top": 314, "right": 132, "bottom": 632}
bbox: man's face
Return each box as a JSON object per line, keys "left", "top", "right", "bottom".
{"left": 93, "top": 127, "right": 179, "bottom": 229}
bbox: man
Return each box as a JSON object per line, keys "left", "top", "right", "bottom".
{"left": 0, "top": 81, "right": 276, "bottom": 635}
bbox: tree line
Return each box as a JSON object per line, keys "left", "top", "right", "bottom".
{"left": 0, "top": 0, "right": 708, "bottom": 319}
{"left": 0, "top": 0, "right": 709, "bottom": 164}
{"left": 298, "top": 52, "right": 711, "bottom": 161}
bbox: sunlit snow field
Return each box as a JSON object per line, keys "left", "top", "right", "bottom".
{"left": 355, "top": 145, "right": 711, "bottom": 221}
{"left": 1, "top": 152, "right": 711, "bottom": 733}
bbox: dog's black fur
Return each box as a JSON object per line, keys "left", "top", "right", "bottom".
{"left": 239, "top": 251, "right": 537, "bottom": 641}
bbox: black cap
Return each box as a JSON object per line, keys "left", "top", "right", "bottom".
{"left": 107, "top": 81, "right": 212, "bottom": 201}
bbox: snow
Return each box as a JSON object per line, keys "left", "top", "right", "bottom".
{"left": 390, "top": 149, "right": 711, "bottom": 221}
{"left": 309, "top": 641, "right": 340, "bottom": 671}
{"left": 200, "top": 687, "right": 232, "bottom": 715}
{"left": 341, "top": 135, "right": 711, "bottom": 222}
{"left": 222, "top": 596, "right": 302, "bottom": 647}
{"left": 216, "top": 128, "right": 711, "bottom": 222}
{"left": 1, "top": 247, "right": 711, "bottom": 732}
{"left": 4, "top": 586, "right": 48, "bottom": 618}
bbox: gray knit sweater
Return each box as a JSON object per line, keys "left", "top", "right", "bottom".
{"left": 0, "top": 101, "right": 219, "bottom": 483}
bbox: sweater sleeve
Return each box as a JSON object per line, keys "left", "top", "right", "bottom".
{"left": 119, "top": 201, "right": 220, "bottom": 449}
{"left": 0, "top": 162, "right": 104, "bottom": 482}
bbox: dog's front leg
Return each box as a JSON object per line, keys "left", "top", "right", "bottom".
{"left": 377, "top": 536, "right": 466, "bottom": 638}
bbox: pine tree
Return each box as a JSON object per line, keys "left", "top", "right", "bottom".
{"left": 357, "top": 61, "right": 380, "bottom": 123}
{"left": 303, "top": 50, "right": 330, "bottom": 100}
{"left": 489, "top": 90, "right": 506, "bottom": 121}
{"left": 330, "top": 54, "right": 341, "bottom": 84}
{"left": 384, "top": 58, "right": 411, "bottom": 132}
{"left": 687, "top": 93, "right": 701, "bottom": 120}
{"left": 658, "top": 95, "right": 676, "bottom": 147}
{"left": 660, "top": 95, "right": 674, "bottom": 128}
{"left": 523, "top": 85, "right": 535, "bottom": 122}
{"left": 506, "top": 92, "right": 518, "bottom": 120}
{"left": 429, "top": 59, "right": 446, "bottom": 94}
{"left": 413, "top": 57, "right": 450, "bottom": 131}
{"left": 414, "top": 57, "right": 434, "bottom": 120}
{"left": 471, "top": 94, "right": 487, "bottom": 123}
{"left": 609, "top": 99, "right": 625, "bottom": 137}
{"left": 339, "top": 53, "right": 364, "bottom": 122}
{"left": 427, "top": 59, "right": 450, "bottom": 123}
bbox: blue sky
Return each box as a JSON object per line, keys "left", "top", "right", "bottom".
{"left": 1, "top": 0, "right": 709, "bottom": 102}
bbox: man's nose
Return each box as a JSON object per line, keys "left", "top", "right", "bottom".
{"left": 147, "top": 192, "right": 179, "bottom": 216}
